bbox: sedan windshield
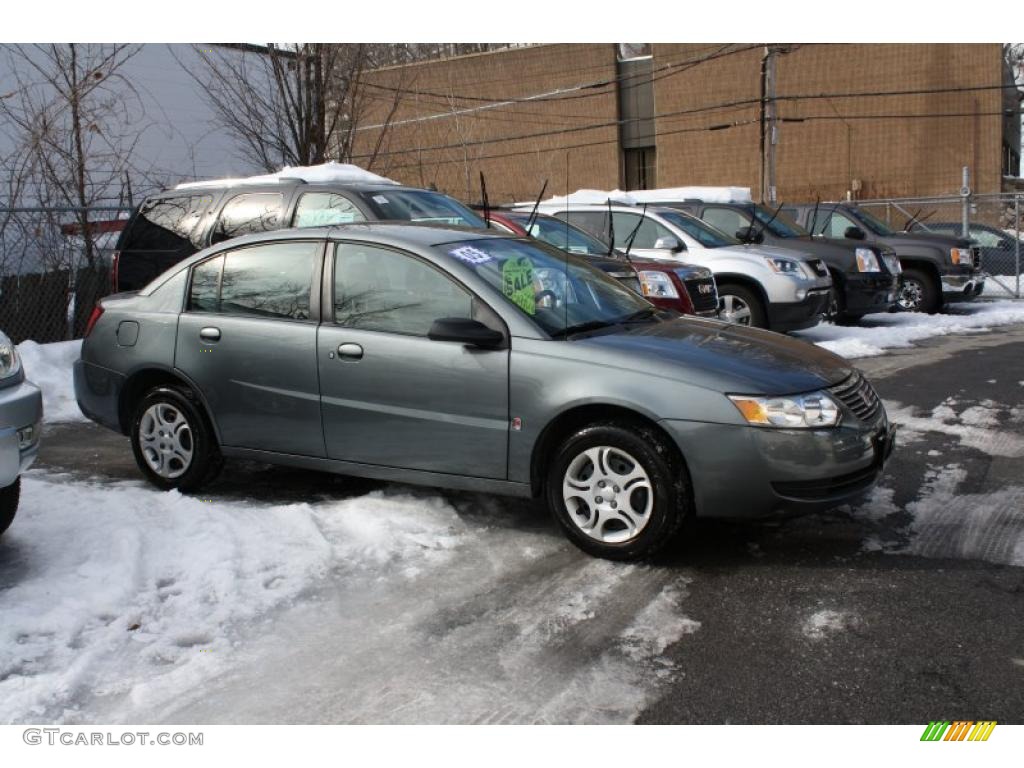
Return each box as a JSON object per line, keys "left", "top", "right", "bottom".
{"left": 751, "top": 205, "right": 809, "bottom": 238}
{"left": 359, "top": 189, "right": 485, "bottom": 228}
{"left": 656, "top": 210, "right": 739, "bottom": 248}
{"left": 436, "top": 238, "right": 654, "bottom": 337}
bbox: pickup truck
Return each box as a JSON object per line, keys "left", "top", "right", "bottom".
{"left": 784, "top": 203, "right": 984, "bottom": 313}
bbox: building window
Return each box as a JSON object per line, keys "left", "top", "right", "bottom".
{"left": 623, "top": 147, "right": 657, "bottom": 190}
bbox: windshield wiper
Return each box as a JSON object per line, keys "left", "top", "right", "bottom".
{"left": 619, "top": 307, "right": 659, "bottom": 324}
{"left": 550, "top": 319, "right": 618, "bottom": 339}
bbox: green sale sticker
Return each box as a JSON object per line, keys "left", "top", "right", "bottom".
{"left": 502, "top": 257, "right": 536, "bottom": 315}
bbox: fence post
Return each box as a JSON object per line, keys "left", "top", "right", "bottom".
{"left": 1016, "top": 195, "right": 1021, "bottom": 299}
{"left": 960, "top": 166, "right": 971, "bottom": 239}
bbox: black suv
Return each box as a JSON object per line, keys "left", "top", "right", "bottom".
{"left": 655, "top": 200, "right": 900, "bottom": 323}
{"left": 112, "top": 179, "right": 485, "bottom": 291}
{"left": 784, "top": 203, "right": 985, "bottom": 313}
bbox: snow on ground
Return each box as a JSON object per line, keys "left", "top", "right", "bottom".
{"left": 15, "top": 340, "right": 84, "bottom": 423}
{"left": 801, "top": 609, "right": 858, "bottom": 640}
{"left": 795, "top": 300, "right": 1024, "bottom": 359}
{"left": 0, "top": 471, "right": 699, "bottom": 725}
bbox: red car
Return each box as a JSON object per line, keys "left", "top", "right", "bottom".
{"left": 483, "top": 210, "right": 719, "bottom": 318}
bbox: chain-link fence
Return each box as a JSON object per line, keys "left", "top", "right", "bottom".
{"left": 858, "top": 193, "right": 1023, "bottom": 299}
{"left": 0, "top": 206, "right": 132, "bottom": 344}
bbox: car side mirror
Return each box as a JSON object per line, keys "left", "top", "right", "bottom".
{"left": 653, "top": 236, "right": 684, "bottom": 252}
{"left": 735, "top": 226, "right": 764, "bottom": 244}
{"left": 844, "top": 226, "right": 867, "bottom": 240}
{"left": 428, "top": 317, "right": 505, "bottom": 349}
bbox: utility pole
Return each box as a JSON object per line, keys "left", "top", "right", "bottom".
{"left": 759, "top": 46, "right": 779, "bottom": 204}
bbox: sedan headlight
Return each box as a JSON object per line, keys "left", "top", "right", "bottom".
{"left": 950, "top": 247, "right": 973, "bottom": 266}
{"left": 764, "top": 257, "right": 811, "bottom": 279}
{"left": 637, "top": 270, "right": 679, "bottom": 299}
{"left": 855, "top": 248, "right": 881, "bottom": 272}
{"left": 728, "top": 391, "right": 841, "bottom": 428}
{"left": 0, "top": 332, "right": 21, "bottom": 380}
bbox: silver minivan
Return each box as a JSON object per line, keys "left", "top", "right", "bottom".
{"left": 75, "top": 225, "right": 894, "bottom": 560}
{"left": 531, "top": 203, "right": 832, "bottom": 331}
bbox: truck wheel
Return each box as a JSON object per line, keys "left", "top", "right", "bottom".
{"left": 0, "top": 477, "right": 19, "bottom": 537}
{"left": 545, "top": 421, "right": 691, "bottom": 561}
{"left": 131, "top": 386, "right": 223, "bottom": 492}
{"left": 897, "top": 268, "right": 941, "bottom": 314}
{"left": 718, "top": 285, "right": 767, "bottom": 328}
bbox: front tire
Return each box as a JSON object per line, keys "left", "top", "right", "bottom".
{"left": 0, "top": 478, "right": 20, "bottom": 537}
{"left": 896, "top": 268, "right": 941, "bottom": 314}
{"left": 131, "top": 386, "right": 222, "bottom": 492}
{"left": 545, "top": 422, "right": 691, "bottom": 560}
{"left": 718, "top": 284, "right": 768, "bottom": 329}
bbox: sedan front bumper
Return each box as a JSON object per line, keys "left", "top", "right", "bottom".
{"left": 660, "top": 408, "right": 893, "bottom": 519}
{"left": 0, "top": 378, "right": 43, "bottom": 488}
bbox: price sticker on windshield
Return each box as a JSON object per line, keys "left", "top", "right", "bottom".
{"left": 448, "top": 245, "right": 493, "bottom": 265}
{"left": 502, "top": 256, "right": 536, "bottom": 315}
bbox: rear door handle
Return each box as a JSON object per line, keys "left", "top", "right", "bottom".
{"left": 337, "top": 343, "right": 363, "bottom": 360}
{"left": 200, "top": 327, "right": 221, "bottom": 342}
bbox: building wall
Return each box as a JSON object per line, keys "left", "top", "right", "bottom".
{"left": 352, "top": 43, "right": 1009, "bottom": 205}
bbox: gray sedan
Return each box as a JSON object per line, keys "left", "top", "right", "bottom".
{"left": 74, "top": 224, "right": 895, "bottom": 560}
{"left": 0, "top": 330, "right": 43, "bottom": 536}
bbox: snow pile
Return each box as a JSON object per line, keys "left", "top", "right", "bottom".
{"left": 530, "top": 186, "right": 751, "bottom": 208}
{"left": 801, "top": 609, "right": 857, "bottom": 640}
{"left": 795, "top": 300, "right": 1024, "bottom": 359}
{"left": 176, "top": 161, "right": 398, "bottom": 190}
{"left": 15, "top": 340, "right": 84, "bottom": 423}
{"left": 884, "top": 399, "right": 1024, "bottom": 458}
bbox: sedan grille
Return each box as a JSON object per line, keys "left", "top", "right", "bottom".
{"left": 681, "top": 274, "right": 719, "bottom": 313}
{"left": 829, "top": 372, "right": 882, "bottom": 422}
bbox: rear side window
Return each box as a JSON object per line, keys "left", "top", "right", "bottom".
{"left": 188, "top": 242, "right": 319, "bottom": 320}
{"left": 293, "top": 192, "right": 366, "bottom": 228}
{"left": 212, "top": 193, "right": 285, "bottom": 243}
{"left": 121, "top": 195, "right": 213, "bottom": 252}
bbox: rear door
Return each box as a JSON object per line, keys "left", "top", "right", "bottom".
{"left": 117, "top": 194, "right": 214, "bottom": 290}
{"left": 175, "top": 239, "right": 326, "bottom": 457}
{"left": 317, "top": 240, "right": 509, "bottom": 479}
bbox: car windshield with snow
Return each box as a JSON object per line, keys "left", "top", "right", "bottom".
{"left": 75, "top": 224, "right": 895, "bottom": 561}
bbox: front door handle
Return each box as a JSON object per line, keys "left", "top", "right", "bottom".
{"left": 337, "top": 342, "right": 363, "bottom": 360}
{"left": 200, "top": 327, "right": 221, "bottom": 342}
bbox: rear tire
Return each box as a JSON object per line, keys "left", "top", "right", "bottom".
{"left": 0, "top": 478, "right": 19, "bottom": 537}
{"left": 545, "top": 421, "right": 691, "bottom": 561}
{"left": 897, "top": 268, "right": 941, "bottom": 314}
{"left": 718, "top": 285, "right": 768, "bottom": 329}
{"left": 131, "top": 386, "right": 223, "bottom": 492}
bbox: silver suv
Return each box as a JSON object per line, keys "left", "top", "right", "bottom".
{"left": 74, "top": 225, "right": 894, "bottom": 560}
{"left": 0, "top": 330, "right": 43, "bottom": 536}
{"left": 531, "top": 203, "right": 832, "bottom": 331}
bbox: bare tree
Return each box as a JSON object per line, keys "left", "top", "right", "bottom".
{"left": 0, "top": 43, "right": 142, "bottom": 272}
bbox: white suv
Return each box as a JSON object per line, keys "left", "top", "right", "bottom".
{"left": 529, "top": 203, "right": 832, "bottom": 331}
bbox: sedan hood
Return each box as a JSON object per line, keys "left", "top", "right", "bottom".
{"left": 574, "top": 317, "right": 854, "bottom": 395}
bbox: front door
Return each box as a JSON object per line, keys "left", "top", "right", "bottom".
{"left": 318, "top": 241, "right": 509, "bottom": 479}
{"left": 174, "top": 240, "right": 326, "bottom": 457}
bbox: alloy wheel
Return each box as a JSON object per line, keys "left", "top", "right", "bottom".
{"left": 561, "top": 446, "right": 653, "bottom": 544}
{"left": 719, "top": 294, "right": 752, "bottom": 325}
{"left": 897, "top": 278, "right": 924, "bottom": 312}
{"left": 139, "top": 403, "right": 194, "bottom": 479}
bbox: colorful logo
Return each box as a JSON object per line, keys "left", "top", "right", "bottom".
{"left": 920, "top": 721, "right": 997, "bottom": 742}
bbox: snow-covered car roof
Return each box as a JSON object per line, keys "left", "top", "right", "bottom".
{"left": 174, "top": 161, "right": 399, "bottom": 191}
{"left": 530, "top": 186, "right": 753, "bottom": 207}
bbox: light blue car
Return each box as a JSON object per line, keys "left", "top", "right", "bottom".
{"left": 0, "top": 330, "right": 43, "bottom": 535}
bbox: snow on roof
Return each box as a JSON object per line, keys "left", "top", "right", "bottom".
{"left": 533, "top": 186, "right": 753, "bottom": 207}
{"left": 174, "top": 161, "right": 398, "bottom": 190}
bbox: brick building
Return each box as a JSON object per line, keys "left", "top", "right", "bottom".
{"left": 349, "top": 43, "right": 1021, "bottom": 206}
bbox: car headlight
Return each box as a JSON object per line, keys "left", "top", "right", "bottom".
{"left": 637, "top": 270, "right": 679, "bottom": 299}
{"left": 0, "top": 332, "right": 21, "bottom": 380}
{"left": 881, "top": 252, "right": 902, "bottom": 274}
{"left": 728, "top": 391, "right": 841, "bottom": 428}
{"left": 950, "top": 247, "right": 973, "bottom": 266}
{"left": 764, "top": 257, "right": 810, "bottom": 279}
{"left": 855, "top": 248, "right": 881, "bottom": 272}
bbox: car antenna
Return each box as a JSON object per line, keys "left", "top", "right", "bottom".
{"left": 808, "top": 195, "right": 821, "bottom": 238}
{"left": 479, "top": 171, "right": 491, "bottom": 229}
{"left": 526, "top": 179, "right": 548, "bottom": 231}
{"left": 564, "top": 153, "right": 570, "bottom": 336}
{"left": 606, "top": 199, "right": 616, "bottom": 257}
{"left": 622, "top": 203, "right": 646, "bottom": 263}
{"left": 753, "top": 202, "right": 784, "bottom": 242}
{"left": 903, "top": 207, "right": 923, "bottom": 232}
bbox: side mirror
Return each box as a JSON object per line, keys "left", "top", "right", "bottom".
{"left": 653, "top": 235, "right": 684, "bottom": 252}
{"left": 844, "top": 226, "right": 867, "bottom": 240}
{"left": 428, "top": 317, "right": 504, "bottom": 349}
{"left": 735, "top": 226, "right": 764, "bottom": 244}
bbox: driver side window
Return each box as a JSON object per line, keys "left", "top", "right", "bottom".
{"left": 819, "top": 211, "right": 859, "bottom": 238}
{"left": 610, "top": 213, "right": 675, "bottom": 249}
{"left": 333, "top": 243, "right": 472, "bottom": 335}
